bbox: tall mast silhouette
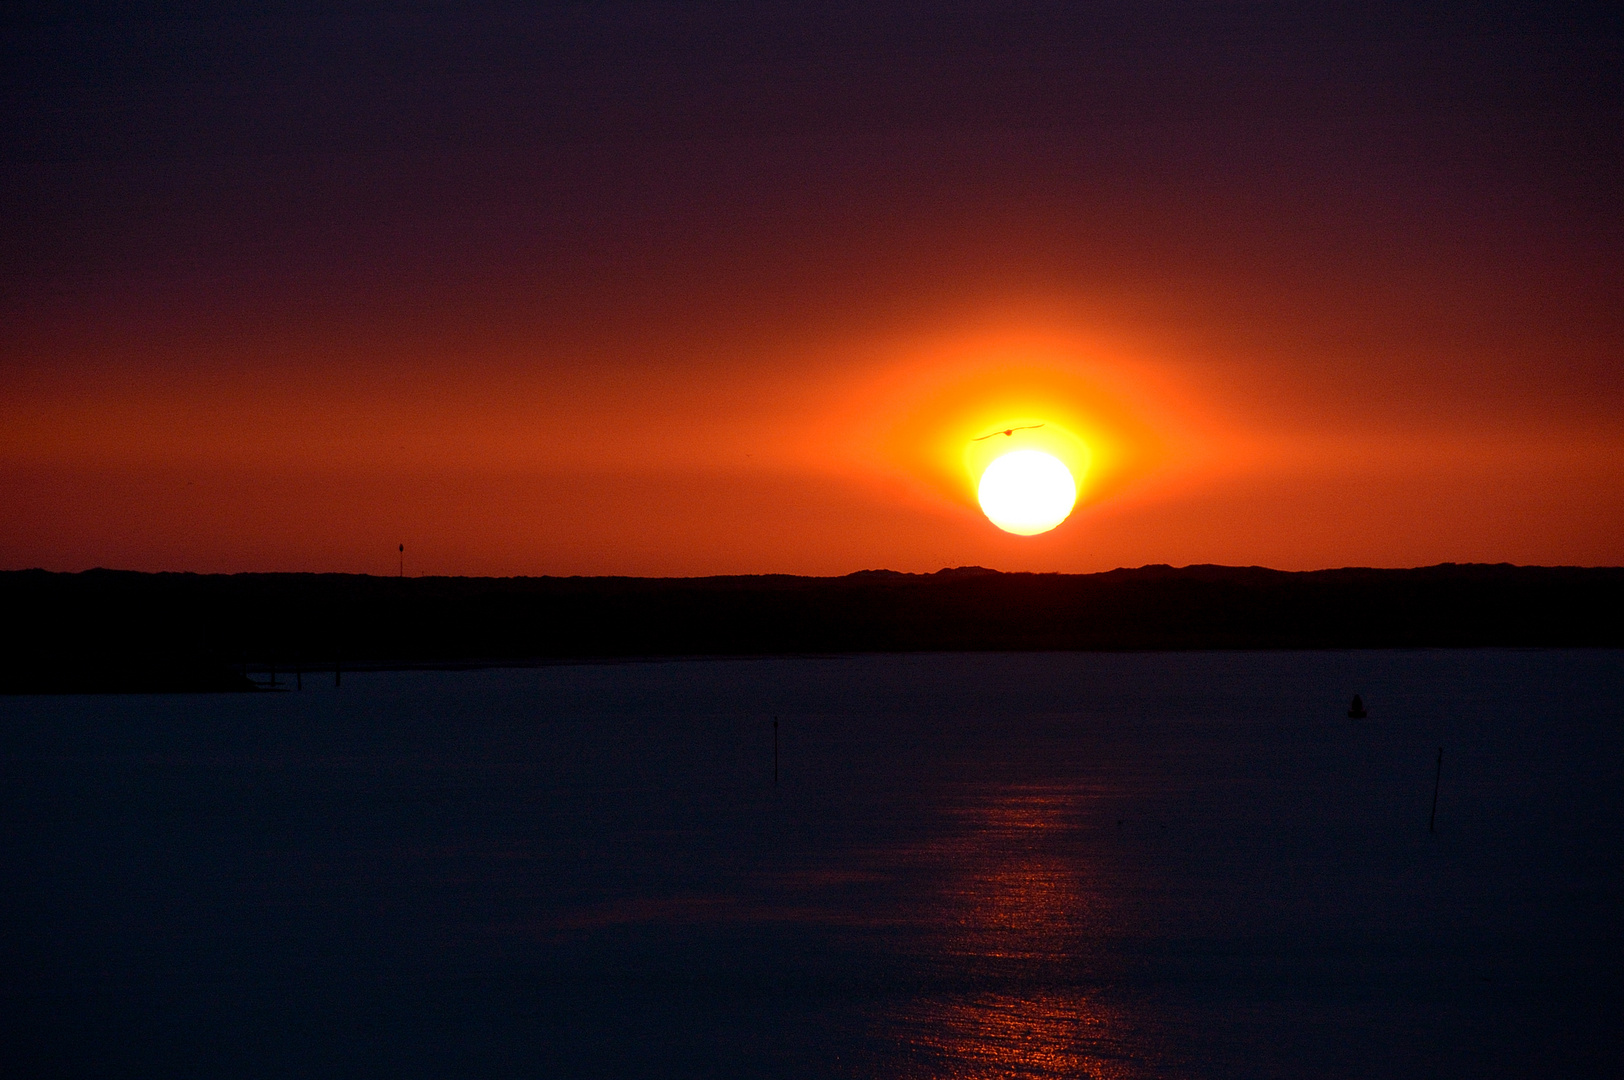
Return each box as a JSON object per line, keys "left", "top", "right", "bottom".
{"left": 398, "top": 543, "right": 404, "bottom": 578}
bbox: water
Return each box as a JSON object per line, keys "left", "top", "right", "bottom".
{"left": 2, "top": 651, "right": 1620, "bottom": 1077}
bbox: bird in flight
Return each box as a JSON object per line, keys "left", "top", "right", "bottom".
{"left": 973, "top": 423, "right": 1044, "bottom": 441}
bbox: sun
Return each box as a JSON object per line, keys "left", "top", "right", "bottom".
{"left": 977, "top": 449, "right": 1077, "bottom": 535}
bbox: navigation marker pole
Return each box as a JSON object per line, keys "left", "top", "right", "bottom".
{"left": 1430, "top": 747, "right": 1443, "bottom": 834}
{"left": 773, "top": 718, "right": 779, "bottom": 787}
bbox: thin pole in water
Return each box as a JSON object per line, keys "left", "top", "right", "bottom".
{"left": 335, "top": 659, "right": 341, "bottom": 688}
{"left": 773, "top": 718, "right": 779, "bottom": 787}
{"left": 1430, "top": 747, "right": 1443, "bottom": 833}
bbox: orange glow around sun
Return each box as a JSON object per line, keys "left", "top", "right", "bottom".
{"left": 810, "top": 322, "right": 1188, "bottom": 528}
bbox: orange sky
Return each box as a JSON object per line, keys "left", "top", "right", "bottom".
{"left": 3, "top": 5, "right": 1620, "bottom": 574}
{"left": 6, "top": 269, "right": 1619, "bottom": 575}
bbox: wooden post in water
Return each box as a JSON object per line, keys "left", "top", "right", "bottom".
{"left": 1430, "top": 747, "right": 1443, "bottom": 833}
{"left": 335, "top": 659, "right": 341, "bottom": 688}
{"left": 773, "top": 718, "right": 779, "bottom": 787}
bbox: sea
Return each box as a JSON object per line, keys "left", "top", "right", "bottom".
{"left": 2, "top": 650, "right": 1620, "bottom": 1078}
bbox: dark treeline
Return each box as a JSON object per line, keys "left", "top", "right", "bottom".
{"left": 2, "top": 564, "right": 1621, "bottom": 692}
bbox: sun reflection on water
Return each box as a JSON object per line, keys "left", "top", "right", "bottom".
{"left": 885, "top": 992, "right": 1134, "bottom": 1080}
{"left": 868, "top": 789, "right": 1142, "bottom": 1079}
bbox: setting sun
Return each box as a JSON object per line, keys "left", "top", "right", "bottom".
{"left": 977, "top": 449, "right": 1077, "bottom": 535}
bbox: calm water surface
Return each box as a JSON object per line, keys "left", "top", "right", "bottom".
{"left": 2, "top": 651, "right": 1620, "bottom": 1077}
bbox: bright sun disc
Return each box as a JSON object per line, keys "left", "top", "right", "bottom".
{"left": 978, "top": 449, "right": 1077, "bottom": 535}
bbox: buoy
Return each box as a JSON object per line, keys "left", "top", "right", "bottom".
{"left": 1347, "top": 694, "right": 1368, "bottom": 719}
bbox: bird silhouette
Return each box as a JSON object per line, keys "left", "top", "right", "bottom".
{"left": 972, "top": 423, "right": 1044, "bottom": 441}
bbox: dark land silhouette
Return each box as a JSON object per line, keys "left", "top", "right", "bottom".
{"left": 2, "top": 563, "right": 1621, "bottom": 693}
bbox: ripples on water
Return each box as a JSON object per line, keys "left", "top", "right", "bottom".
{"left": 2, "top": 651, "right": 1620, "bottom": 1077}
{"left": 872, "top": 791, "right": 1135, "bottom": 1079}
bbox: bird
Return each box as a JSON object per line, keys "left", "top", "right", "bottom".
{"left": 972, "top": 423, "right": 1044, "bottom": 441}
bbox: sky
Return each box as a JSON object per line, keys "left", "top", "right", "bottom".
{"left": 3, "top": 1, "right": 1621, "bottom": 576}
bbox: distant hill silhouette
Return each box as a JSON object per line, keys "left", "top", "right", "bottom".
{"left": 2, "top": 564, "right": 1620, "bottom": 692}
